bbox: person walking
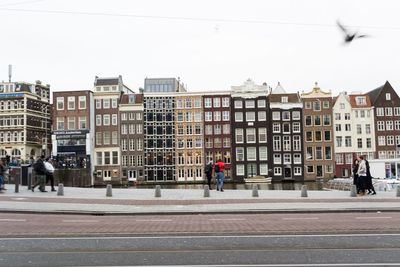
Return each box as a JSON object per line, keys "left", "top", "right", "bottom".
{"left": 214, "top": 159, "right": 225, "bottom": 192}
{"left": 32, "top": 155, "right": 47, "bottom": 192}
{"left": 357, "top": 155, "right": 367, "bottom": 196}
{"left": 365, "top": 158, "right": 376, "bottom": 195}
{"left": 44, "top": 157, "right": 56, "bottom": 192}
{"left": 0, "top": 159, "right": 5, "bottom": 193}
{"left": 352, "top": 159, "right": 359, "bottom": 193}
{"left": 204, "top": 161, "right": 213, "bottom": 190}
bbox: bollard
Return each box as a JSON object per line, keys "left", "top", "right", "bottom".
{"left": 155, "top": 185, "right": 161, "bottom": 198}
{"left": 14, "top": 173, "right": 19, "bottom": 193}
{"left": 397, "top": 186, "right": 400, "bottom": 197}
{"left": 57, "top": 183, "right": 64, "bottom": 196}
{"left": 204, "top": 185, "right": 210, "bottom": 197}
{"left": 301, "top": 185, "right": 308, "bottom": 197}
{"left": 252, "top": 184, "right": 259, "bottom": 197}
{"left": 106, "top": 184, "right": 112, "bottom": 197}
{"left": 27, "top": 172, "right": 32, "bottom": 190}
{"left": 350, "top": 185, "right": 357, "bottom": 197}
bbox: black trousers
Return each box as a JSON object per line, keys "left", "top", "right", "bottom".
{"left": 46, "top": 173, "right": 55, "bottom": 189}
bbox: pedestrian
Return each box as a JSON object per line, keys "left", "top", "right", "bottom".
{"left": 44, "top": 157, "right": 56, "bottom": 192}
{"left": 204, "top": 160, "right": 213, "bottom": 190}
{"left": 214, "top": 159, "right": 225, "bottom": 192}
{"left": 32, "top": 155, "right": 47, "bottom": 192}
{"left": 352, "top": 159, "right": 359, "bottom": 192}
{"left": 365, "top": 157, "right": 376, "bottom": 195}
{"left": 357, "top": 155, "right": 367, "bottom": 196}
{"left": 0, "top": 158, "right": 5, "bottom": 193}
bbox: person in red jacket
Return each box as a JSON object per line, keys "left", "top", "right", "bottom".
{"left": 214, "top": 159, "right": 225, "bottom": 192}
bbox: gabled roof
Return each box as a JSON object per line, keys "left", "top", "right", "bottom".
{"left": 349, "top": 94, "right": 372, "bottom": 108}
{"left": 271, "top": 82, "right": 286, "bottom": 94}
{"left": 367, "top": 81, "right": 392, "bottom": 105}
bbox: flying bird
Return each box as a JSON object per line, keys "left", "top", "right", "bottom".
{"left": 337, "top": 20, "right": 369, "bottom": 44}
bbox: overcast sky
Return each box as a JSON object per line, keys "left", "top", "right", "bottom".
{"left": 0, "top": 0, "right": 399, "bottom": 95}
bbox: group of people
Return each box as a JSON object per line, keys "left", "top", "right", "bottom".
{"left": 353, "top": 155, "right": 376, "bottom": 196}
{"left": 32, "top": 155, "right": 56, "bottom": 192}
{"left": 204, "top": 159, "right": 225, "bottom": 192}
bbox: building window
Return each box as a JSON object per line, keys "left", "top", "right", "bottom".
{"left": 257, "top": 99, "right": 266, "bottom": 108}
{"left": 67, "top": 117, "right": 75, "bottom": 130}
{"left": 112, "top": 114, "right": 118, "bottom": 125}
{"left": 292, "top": 111, "right": 300, "bottom": 120}
{"left": 345, "top": 136, "right": 352, "bottom": 147}
{"left": 273, "top": 136, "right": 281, "bottom": 151}
{"left": 112, "top": 151, "right": 118, "bottom": 164}
{"left": 235, "top": 112, "right": 243, "bottom": 122}
{"left": 323, "top": 101, "right": 329, "bottom": 109}
{"left": 246, "top": 128, "right": 256, "bottom": 143}
{"left": 78, "top": 96, "right": 86, "bottom": 109}
{"left": 245, "top": 100, "right": 255, "bottom": 108}
{"left": 293, "top": 122, "right": 300, "bottom": 133}
{"left": 78, "top": 117, "right": 86, "bottom": 129}
{"left": 325, "top": 146, "right": 332, "bottom": 160}
{"left": 103, "top": 115, "right": 110, "bottom": 126}
{"left": 366, "top": 138, "right": 372, "bottom": 148}
{"left": 283, "top": 136, "right": 291, "bottom": 151}
{"left": 386, "top": 108, "right": 393, "bottom": 116}
{"left": 387, "top": 121, "right": 394, "bottom": 130}
{"left": 313, "top": 101, "right": 321, "bottom": 111}
{"left": 306, "top": 131, "right": 313, "bottom": 142}
{"left": 281, "top": 96, "right": 288, "bottom": 103}
{"left": 324, "top": 131, "right": 331, "bottom": 141}
{"left": 283, "top": 123, "right": 290, "bottom": 134}
{"left": 293, "top": 153, "right": 301, "bottom": 164}
{"left": 103, "top": 132, "right": 110, "bottom": 145}
{"left": 387, "top": 136, "right": 394, "bottom": 145}
{"left": 112, "top": 131, "right": 118, "bottom": 145}
{"left": 56, "top": 97, "right": 64, "bottom": 110}
{"left": 204, "top": 98, "right": 212, "bottom": 108}
{"left": 273, "top": 154, "right": 281, "bottom": 164}
{"left": 260, "top": 164, "right": 268, "bottom": 175}
{"left": 305, "top": 102, "right": 311, "bottom": 109}
{"left": 246, "top": 112, "right": 255, "bottom": 121}
{"left": 96, "top": 152, "right": 102, "bottom": 165}
{"left": 236, "top": 165, "right": 245, "bottom": 176}
{"left": 213, "top": 98, "right": 220, "bottom": 108}
{"left": 234, "top": 100, "right": 243, "bottom": 109}
{"left": 305, "top": 116, "right": 312, "bottom": 126}
{"left": 213, "top": 111, "right": 221, "bottom": 121}
{"left": 377, "top": 121, "right": 385, "bottom": 131}
{"left": 282, "top": 111, "right": 290, "bottom": 121}
{"left": 386, "top": 93, "right": 391, "bottom": 100}
{"left": 307, "top": 166, "right": 314, "bottom": 173}
{"left": 376, "top": 108, "right": 384, "bottom": 116}
{"left": 274, "top": 167, "right": 282, "bottom": 176}
{"left": 306, "top": 147, "right": 313, "bottom": 160}
{"left": 57, "top": 117, "right": 64, "bottom": 130}
{"left": 258, "top": 111, "right": 266, "bottom": 121}
{"left": 96, "top": 132, "right": 102, "bottom": 145}
{"left": 235, "top": 129, "right": 244, "bottom": 143}
{"left": 272, "top": 112, "right": 280, "bottom": 120}
{"left": 294, "top": 167, "right": 302, "bottom": 176}
{"left": 259, "top": 147, "right": 268, "bottom": 160}
{"left": 259, "top": 128, "right": 267, "bottom": 143}
{"left": 103, "top": 99, "right": 110, "bottom": 109}
{"left": 236, "top": 147, "right": 244, "bottom": 161}
{"left": 323, "top": 115, "right": 331, "bottom": 126}
{"left": 315, "top": 131, "right": 322, "bottom": 142}
{"left": 112, "top": 99, "right": 117, "bottom": 108}
{"left": 273, "top": 123, "right": 280, "bottom": 133}
{"left": 247, "top": 147, "right": 256, "bottom": 161}
{"left": 66, "top": 96, "right": 75, "bottom": 110}
{"left": 356, "top": 97, "right": 366, "bottom": 105}
{"left": 336, "top": 136, "right": 342, "bottom": 147}
{"left": 96, "top": 99, "right": 101, "bottom": 109}
{"left": 293, "top": 136, "right": 301, "bottom": 151}
{"left": 222, "top": 111, "right": 230, "bottom": 121}
{"left": 222, "top": 97, "right": 230, "bottom": 107}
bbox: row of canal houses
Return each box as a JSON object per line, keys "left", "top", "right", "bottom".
{"left": 0, "top": 76, "right": 399, "bottom": 186}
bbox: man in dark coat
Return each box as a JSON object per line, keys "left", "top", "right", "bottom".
{"left": 32, "top": 155, "right": 47, "bottom": 192}
{"left": 204, "top": 161, "right": 213, "bottom": 190}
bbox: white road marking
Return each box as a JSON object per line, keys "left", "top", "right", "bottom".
{"left": 62, "top": 220, "right": 99, "bottom": 223}
{"left": 282, "top": 217, "right": 319, "bottom": 220}
{"left": 356, "top": 216, "right": 392, "bottom": 220}
{"left": 208, "top": 218, "right": 246, "bottom": 221}
{"left": 10, "top": 198, "right": 28, "bottom": 201}
{"left": 0, "top": 219, "right": 26, "bottom": 222}
{"left": 135, "top": 219, "right": 172, "bottom": 222}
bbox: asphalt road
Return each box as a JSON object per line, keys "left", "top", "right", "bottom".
{"left": 1, "top": 234, "right": 400, "bottom": 267}
{"left": 1, "top": 212, "right": 400, "bottom": 236}
{"left": 1, "top": 212, "right": 400, "bottom": 266}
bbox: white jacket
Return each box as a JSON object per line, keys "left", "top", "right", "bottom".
{"left": 357, "top": 160, "right": 367, "bottom": 176}
{"left": 44, "top": 161, "right": 55, "bottom": 174}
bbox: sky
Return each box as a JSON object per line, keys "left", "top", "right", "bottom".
{"left": 0, "top": 0, "right": 399, "bottom": 96}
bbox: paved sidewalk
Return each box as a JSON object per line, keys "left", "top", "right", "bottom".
{"left": 0, "top": 185, "right": 399, "bottom": 215}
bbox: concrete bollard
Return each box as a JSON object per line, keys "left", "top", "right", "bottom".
{"left": 106, "top": 184, "right": 112, "bottom": 197}
{"left": 350, "top": 185, "right": 357, "bottom": 197}
{"left": 14, "top": 174, "right": 20, "bottom": 193}
{"left": 397, "top": 186, "right": 400, "bottom": 197}
{"left": 204, "top": 185, "right": 210, "bottom": 197}
{"left": 301, "top": 185, "right": 308, "bottom": 197}
{"left": 252, "top": 184, "right": 259, "bottom": 197}
{"left": 155, "top": 185, "right": 161, "bottom": 198}
{"left": 57, "top": 183, "right": 64, "bottom": 196}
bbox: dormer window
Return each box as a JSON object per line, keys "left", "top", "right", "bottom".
{"left": 386, "top": 93, "right": 391, "bottom": 100}
{"left": 356, "top": 97, "right": 366, "bottom": 105}
{"left": 281, "top": 96, "right": 288, "bottom": 103}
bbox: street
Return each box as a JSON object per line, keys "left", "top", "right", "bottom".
{"left": 1, "top": 212, "right": 400, "bottom": 266}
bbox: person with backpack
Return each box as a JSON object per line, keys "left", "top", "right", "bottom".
{"left": 204, "top": 161, "right": 213, "bottom": 190}
{"left": 32, "top": 155, "right": 47, "bottom": 192}
{"left": 214, "top": 159, "right": 225, "bottom": 192}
